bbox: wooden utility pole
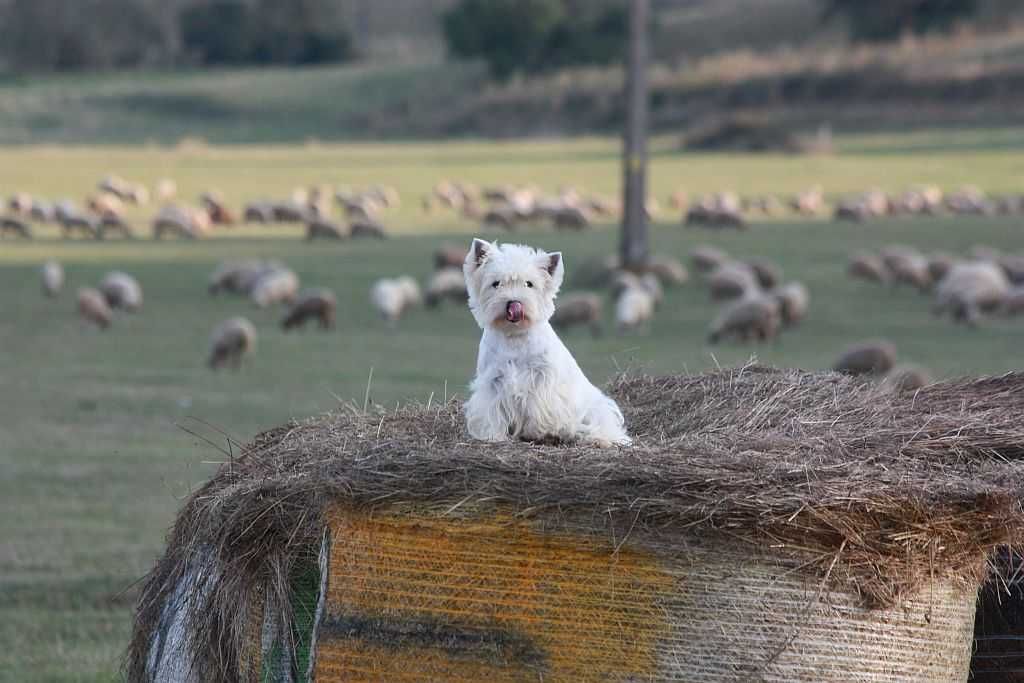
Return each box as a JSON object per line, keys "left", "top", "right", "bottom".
{"left": 620, "top": 0, "right": 650, "bottom": 272}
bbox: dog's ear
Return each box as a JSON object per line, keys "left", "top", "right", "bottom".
{"left": 542, "top": 252, "right": 564, "bottom": 293}
{"left": 464, "top": 238, "right": 492, "bottom": 275}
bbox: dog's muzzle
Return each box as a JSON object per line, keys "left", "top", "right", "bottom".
{"left": 505, "top": 300, "right": 524, "bottom": 323}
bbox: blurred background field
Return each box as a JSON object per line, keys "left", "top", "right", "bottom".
{"left": 2, "top": 0, "right": 1024, "bottom": 680}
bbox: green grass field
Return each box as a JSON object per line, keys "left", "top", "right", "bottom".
{"left": 2, "top": 135, "right": 1024, "bottom": 680}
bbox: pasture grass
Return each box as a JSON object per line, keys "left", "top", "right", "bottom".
{"left": 1, "top": 137, "right": 1023, "bottom": 680}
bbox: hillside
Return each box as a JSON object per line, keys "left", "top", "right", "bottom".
{"left": 3, "top": 8, "right": 1024, "bottom": 143}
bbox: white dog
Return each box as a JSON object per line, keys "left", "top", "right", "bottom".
{"left": 463, "top": 238, "right": 631, "bottom": 447}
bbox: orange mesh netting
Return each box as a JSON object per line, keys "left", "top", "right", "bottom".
{"left": 315, "top": 506, "right": 674, "bottom": 682}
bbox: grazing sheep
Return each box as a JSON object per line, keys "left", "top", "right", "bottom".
{"left": 271, "top": 200, "right": 308, "bottom": 223}
{"left": 647, "top": 255, "right": 689, "bottom": 286}
{"left": 708, "top": 293, "right": 781, "bottom": 344}
{"left": 745, "top": 259, "right": 783, "bottom": 289}
{"left": 833, "top": 341, "right": 897, "bottom": 376}
{"left": 41, "top": 260, "right": 63, "bottom": 297}
{"left": 152, "top": 205, "right": 208, "bottom": 240}
{"left": 833, "top": 199, "right": 871, "bottom": 223}
{"left": 933, "top": 261, "right": 1010, "bottom": 326}
{"left": 424, "top": 268, "right": 468, "bottom": 307}
{"left": 98, "top": 215, "right": 135, "bottom": 240}
{"left": 306, "top": 218, "right": 348, "bottom": 241}
{"left": 946, "top": 186, "right": 994, "bottom": 215}
{"left": 610, "top": 270, "right": 662, "bottom": 305}
{"left": 879, "top": 365, "right": 934, "bottom": 394}
{"left": 685, "top": 204, "right": 747, "bottom": 230}
{"left": 707, "top": 262, "right": 761, "bottom": 301}
{"left": 926, "top": 252, "right": 957, "bottom": 283}
{"left": 615, "top": 285, "right": 655, "bottom": 332}
{"left": 0, "top": 215, "right": 31, "bottom": 239}
{"left": 847, "top": 251, "right": 890, "bottom": 285}
{"left": 790, "top": 186, "right": 824, "bottom": 216}
{"left": 482, "top": 207, "right": 517, "bottom": 231}
{"left": 371, "top": 276, "right": 422, "bottom": 324}
{"left": 771, "top": 281, "right": 809, "bottom": 326}
{"left": 200, "top": 192, "right": 236, "bottom": 225}
{"left": 56, "top": 201, "right": 99, "bottom": 239}
{"left": 243, "top": 202, "right": 274, "bottom": 223}
{"left": 208, "top": 260, "right": 275, "bottom": 296}
{"left": 350, "top": 220, "right": 387, "bottom": 240}
{"left": 29, "top": 200, "right": 55, "bottom": 223}
{"left": 550, "top": 292, "right": 603, "bottom": 337}
{"left": 99, "top": 271, "right": 143, "bottom": 312}
{"left": 77, "top": 287, "right": 113, "bottom": 330}
{"left": 553, "top": 206, "right": 590, "bottom": 231}
{"left": 8, "top": 192, "right": 33, "bottom": 214}
{"left": 434, "top": 244, "right": 468, "bottom": 271}
{"left": 87, "top": 192, "right": 125, "bottom": 220}
{"left": 207, "top": 317, "right": 257, "bottom": 370}
{"left": 250, "top": 268, "right": 299, "bottom": 308}
{"left": 572, "top": 254, "right": 620, "bottom": 289}
{"left": 690, "top": 245, "right": 730, "bottom": 273}
{"left": 880, "top": 245, "right": 931, "bottom": 291}
{"left": 281, "top": 288, "right": 336, "bottom": 331}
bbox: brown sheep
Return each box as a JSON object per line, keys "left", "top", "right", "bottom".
{"left": 745, "top": 259, "right": 783, "bottom": 289}
{"left": 647, "top": 256, "right": 689, "bottom": 287}
{"left": 880, "top": 246, "right": 931, "bottom": 291}
{"left": 551, "top": 293, "right": 604, "bottom": 337}
{"left": 281, "top": 289, "right": 336, "bottom": 331}
{"left": 0, "top": 215, "right": 32, "bottom": 239}
{"left": 553, "top": 206, "right": 590, "bottom": 231}
{"left": 770, "top": 281, "right": 809, "bottom": 326}
{"left": 707, "top": 262, "right": 761, "bottom": 301}
{"left": 41, "top": 260, "right": 63, "bottom": 297}
{"left": 847, "top": 251, "right": 890, "bottom": 285}
{"left": 424, "top": 268, "right": 467, "bottom": 308}
{"left": 482, "top": 207, "right": 517, "bottom": 231}
{"left": 708, "top": 294, "right": 782, "bottom": 344}
{"left": 77, "top": 288, "right": 113, "bottom": 330}
{"left": 200, "top": 192, "right": 236, "bottom": 226}
{"left": 690, "top": 245, "right": 731, "bottom": 274}
{"left": 832, "top": 341, "right": 897, "bottom": 376}
{"left": 926, "top": 252, "right": 956, "bottom": 283}
{"left": 208, "top": 317, "right": 257, "bottom": 370}
{"left": 434, "top": 244, "right": 468, "bottom": 271}
{"left": 306, "top": 218, "right": 348, "bottom": 241}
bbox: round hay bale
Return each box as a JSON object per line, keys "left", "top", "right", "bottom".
{"left": 127, "top": 368, "right": 1024, "bottom": 682}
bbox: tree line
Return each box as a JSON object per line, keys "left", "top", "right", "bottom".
{"left": 0, "top": 0, "right": 985, "bottom": 74}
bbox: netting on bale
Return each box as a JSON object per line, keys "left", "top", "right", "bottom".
{"left": 126, "top": 367, "right": 1024, "bottom": 682}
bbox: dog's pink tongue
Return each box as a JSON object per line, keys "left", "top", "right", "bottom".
{"left": 506, "top": 301, "right": 524, "bottom": 323}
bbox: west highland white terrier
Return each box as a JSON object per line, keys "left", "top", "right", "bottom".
{"left": 462, "top": 238, "right": 631, "bottom": 447}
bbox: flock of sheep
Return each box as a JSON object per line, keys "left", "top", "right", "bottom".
{"left": 848, "top": 243, "right": 1024, "bottom": 326}
{"left": 12, "top": 172, "right": 1020, "bottom": 390}
{"left": 0, "top": 174, "right": 399, "bottom": 242}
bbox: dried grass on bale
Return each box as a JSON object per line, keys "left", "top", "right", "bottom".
{"left": 126, "top": 366, "right": 1024, "bottom": 682}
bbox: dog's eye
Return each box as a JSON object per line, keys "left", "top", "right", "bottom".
{"left": 526, "top": 281, "right": 534, "bottom": 288}
{"left": 491, "top": 281, "right": 500, "bottom": 288}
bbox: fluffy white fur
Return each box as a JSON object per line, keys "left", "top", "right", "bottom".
{"left": 463, "top": 238, "right": 630, "bottom": 447}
